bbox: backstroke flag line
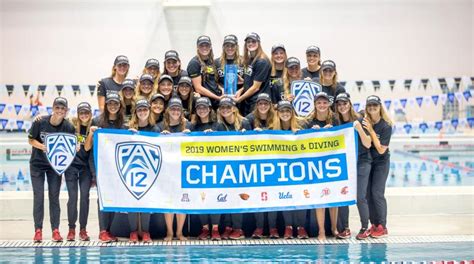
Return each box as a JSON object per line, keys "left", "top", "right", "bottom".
{"left": 94, "top": 123, "right": 357, "bottom": 214}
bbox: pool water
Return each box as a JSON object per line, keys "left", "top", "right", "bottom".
{"left": 0, "top": 243, "right": 472, "bottom": 262}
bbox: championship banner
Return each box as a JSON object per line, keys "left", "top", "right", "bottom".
{"left": 94, "top": 123, "right": 357, "bottom": 214}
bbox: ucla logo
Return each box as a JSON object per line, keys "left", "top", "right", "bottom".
{"left": 291, "top": 80, "right": 321, "bottom": 117}
{"left": 115, "top": 142, "right": 162, "bottom": 200}
{"left": 45, "top": 133, "right": 77, "bottom": 175}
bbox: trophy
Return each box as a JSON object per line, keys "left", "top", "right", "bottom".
{"left": 224, "top": 64, "right": 238, "bottom": 96}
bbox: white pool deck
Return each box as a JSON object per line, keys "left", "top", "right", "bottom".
{"left": 0, "top": 186, "right": 473, "bottom": 246}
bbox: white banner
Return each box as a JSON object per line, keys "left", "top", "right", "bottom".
{"left": 95, "top": 123, "right": 357, "bottom": 214}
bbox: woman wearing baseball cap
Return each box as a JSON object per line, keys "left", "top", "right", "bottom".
{"left": 157, "top": 74, "right": 174, "bottom": 105}
{"left": 306, "top": 91, "right": 339, "bottom": 240}
{"left": 362, "top": 95, "right": 393, "bottom": 239}
{"left": 190, "top": 97, "right": 221, "bottom": 241}
{"left": 273, "top": 100, "right": 309, "bottom": 239}
{"left": 142, "top": 58, "right": 161, "bottom": 89}
{"left": 119, "top": 79, "right": 136, "bottom": 124}
{"left": 215, "top": 96, "right": 251, "bottom": 240}
{"left": 64, "top": 102, "right": 94, "bottom": 242}
{"left": 126, "top": 98, "right": 157, "bottom": 243}
{"left": 236, "top": 32, "right": 272, "bottom": 116}
{"left": 334, "top": 93, "right": 372, "bottom": 240}
{"left": 187, "top": 35, "right": 222, "bottom": 108}
{"left": 150, "top": 93, "right": 166, "bottom": 124}
{"left": 84, "top": 91, "right": 126, "bottom": 243}
{"left": 97, "top": 55, "right": 130, "bottom": 112}
{"left": 269, "top": 44, "right": 287, "bottom": 104}
{"left": 163, "top": 50, "right": 188, "bottom": 88}
{"left": 215, "top": 34, "right": 244, "bottom": 92}
{"left": 302, "top": 45, "right": 321, "bottom": 82}
{"left": 319, "top": 60, "right": 346, "bottom": 107}
{"left": 282, "top": 57, "right": 304, "bottom": 102}
{"left": 176, "top": 76, "right": 196, "bottom": 120}
{"left": 28, "top": 97, "right": 75, "bottom": 243}
{"left": 155, "top": 97, "right": 191, "bottom": 241}
{"left": 246, "top": 93, "right": 280, "bottom": 239}
{"left": 135, "top": 74, "right": 156, "bottom": 100}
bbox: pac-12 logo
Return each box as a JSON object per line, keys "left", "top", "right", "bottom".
{"left": 115, "top": 142, "right": 162, "bottom": 200}
{"left": 45, "top": 133, "right": 77, "bottom": 175}
{"left": 291, "top": 80, "right": 321, "bottom": 117}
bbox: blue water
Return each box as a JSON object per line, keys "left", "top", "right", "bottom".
{"left": 0, "top": 243, "right": 472, "bottom": 262}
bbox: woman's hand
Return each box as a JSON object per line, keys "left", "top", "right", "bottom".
{"left": 323, "top": 124, "right": 333, "bottom": 129}
{"left": 161, "top": 130, "right": 170, "bottom": 135}
{"left": 128, "top": 128, "right": 138, "bottom": 133}
{"left": 203, "top": 129, "right": 213, "bottom": 133}
{"left": 362, "top": 118, "right": 374, "bottom": 133}
{"left": 254, "top": 127, "right": 263, "bottom": 132}
{"left": 183, "top": 129, "right": 191, "bottom": 133}
{"left": 89, "top": 126, "right": 99, "bottom": 134}
{"left": 312, "top": 124, "right": 321, "bottom": 129}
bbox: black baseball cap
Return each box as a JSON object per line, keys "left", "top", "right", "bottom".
{"left": 277, "top": 100, "right": 293, "bottom": 111}
{"left": 77, "top": 102, "right": 91, "bottom": 112}
{"left": 306, "top": 45, "right": 320, "bottom": 54}
{"left": 159, "top": 74, "right": 173, "bottom": 84}
{"left": 145, "top": 58, "right": 160, "bottom": 69}
{"left": 140, "top": 74, "right": 154, "bottom": 83}
{"left": 245, "top": 32, "right": 260, "bottom": 42}
{"left": 164, "top": 50, "right": 179, "bottom": 61}
{"left": 150, "top": 93, "right": 165, "bottom": 103}
{"left": 168, "top": 97, "right": 183, "bottom": 109}
{"left": 53, "top": 97, "right": 68, "bottom": 108}
{"left": 195, "top": 97, "right": 212, "bottom": 108}
{"left": 105, "top": 92, "right": 121, "bottom": 103}
{"left": 286, "top": 57, "right": 300, "bottom": 68}
{"left": 256, "top": 93, "right": 272, "bottom": 103}
{"left": 197, "top": 35, "right": 212, "bottom": 46}
{"left": 321, "top": 60, "right": 336, "bottom": 71}
{"left": 335, "top": 93, "right": 351, "bottom": 103}
{"left": 121, "top": 79, "right": 135, "bottom": 90}
{"left": 271, "top": 44, "right": 286, "bottom": 54}
{"left": 366, "top": 95, "right": 382, "bottom": 105}
{"left": 314, "top": 91, "right": 330, "bottom": 101}
{"left": 135, "top": 99, "right": 150, "bottom": 109}
{"left": 114, "top": 55, "right": 129, "bottom": 66}
{"left": 223, "top": 34, "right": 238, "bottom": 45}
{"left": 178, "top": 76, "right": 192, "bottom": 86}
{"left": 219, "top": 96, "right": 236, "bottom": 107}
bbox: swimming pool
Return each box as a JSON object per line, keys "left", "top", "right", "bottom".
{"left": 0, "top": 243, "right": 472, "bottom": 262}
{"left": 1, "top": 133, "right": 472, "bottom": 191}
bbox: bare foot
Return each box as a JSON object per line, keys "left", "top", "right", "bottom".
{"left": 164, "top": 234, "right": 173, "bottom": 242}
{"left": 332, "top": 229, "right": 339, "bottom": 237}
{"left": 177, "top": 234, "right": 188, "bottom": 241}
{"left": 317, "top": 233, "right": 326, "bottom": 241}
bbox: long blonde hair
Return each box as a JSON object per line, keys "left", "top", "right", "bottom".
{"left": 219, "top": 47, "right": 242, "bottom": 72}
{"left": 217, "top": 106, "right": 245, "bottom": 131}
{"left": 128, "top": 98, "right": 156, "bottom": 130}
{"left": 282, "top": 68, "right": 302, "bottom": 98}
{"left": 243, "top": 44, "right": 269, "bottom": 68}
{"left": 270, "top": 50, "right": 287, "bottom": 76}
{"left": 273, "top": 109, "right": 301, "bottom": 133}
{"left": 319, "top": 70, "right": 338, "bottom": 89}
{"left": 71, "top": 112, "right": 92, "bottom": 140}
{"left": 335, "top": 101, "right": 360, "bottom": 123}
{"left": 110, "top": 65, "right": 129, "bottom": 78}
{"left": 134, "top": 80, "right": 156, "bottom": 101}
{"left": 251, "top": 103, "right": 276, "bottom": 130}
{"left": 365, "top": 103, "right": 393, "bottom": 126}
{"left": 309, "top": 102, "right": 335, "bottom": 125}
{"left": 197, "top": 49, "right": 218, "bottom": 83}
{"left": 162, "top": 107, "right": 188, "bottom": 132}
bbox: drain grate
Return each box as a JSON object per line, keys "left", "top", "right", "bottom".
{"left": 0, "top": 235, "right": 472, "bottom": 248}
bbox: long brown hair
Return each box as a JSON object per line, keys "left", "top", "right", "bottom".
{"left": 219, "top": 47, "right": 242, "bottom": 72}
{"left": 99, "top": 101, "right": 125, "bottom": 128}
{"left": 335, "top": 101, "right": 360, "bottom": 123}
{"left": 270, "top": 50, "right": 287, "bottom": 76}
{"left": 319, "top": 70, "right": 338, "bottom": 89}
{"left": 282, "top": 68, "right": 302, "bottom": 98}
{"left": 197, "top": 48, "right": 218, "bottom": 83}
{"left": 273, "top": 109, "right": 301, "bottom": 133}
{"left": 251, "top": 103, "right": 276, "bottom": 130}
{"left": 217, "top": 106, "right": 245, "bottom": 131}
{"left": 365, "top": 103, "right": 393, "bottom": 126}
{"left": 309, "top": 101, "right": 335, "bottom": 125}
{"left": 162, "top": 107, "right": 188, "bottom": 132}
{"left": 243, "top": 43, "right": 269, "bottom": 68}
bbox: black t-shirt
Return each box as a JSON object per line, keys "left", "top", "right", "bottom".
{"left": 215, "top": 118, "right": 252, "bottom": 132}
{"left": 243, "top": 57, "right": 272, "bottom": 106}
{"left": 72, "top": 125, "right": 90, "bottom": 168}
{"left": 180, "top": 97, "right": 194, "bottom": 120}
{"left": 245, "top": 112, "right": 270, "bottom": 130}
{"left": 28, "top": 116, "right": 76, "bottom": 171}
{"left": 190, "top": 121, "right": 218, "bottom": 132}
{"left": 215, "top": 57, "right": 244, "bottom": 88}
{"left": 138, "top": 124, "right": 159, "bottom": 132}
{"left": 321, "top": 84, "right": 346, "bottom": 105}
{"left": 370, "top": 119, "right": 392, "bottom": 160}
{"left": 306, "top": 116, "right": 338, "bottom": 128}
{"left": 269, "top": 69, "right": 284, "bottom": 104}
{"left": 341, "top": 118, "right": 371, "bottom": 159}
{"left": 155, "top": 121, "right": 191, "bottom": 133}
{"left": 97, "top": 77, "right": 122, "bottom": 97}
{"left": 187, "top": 56, "right": 220, "bottom": 96}
{"left": 124, "top": 104, "right": 133, "bottom": 124}
{"left": 301, "top": 67, "right": 320, "bottom": 83}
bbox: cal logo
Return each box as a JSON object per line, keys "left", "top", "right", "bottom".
{"left": 45, "top": 133, "right": 77, "bottom": 175}
{"left": 291, "top": 80, "right": 321, "bottom": 117}
{"left": 115, "top": 142, "right": 162, "bottom": 200}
